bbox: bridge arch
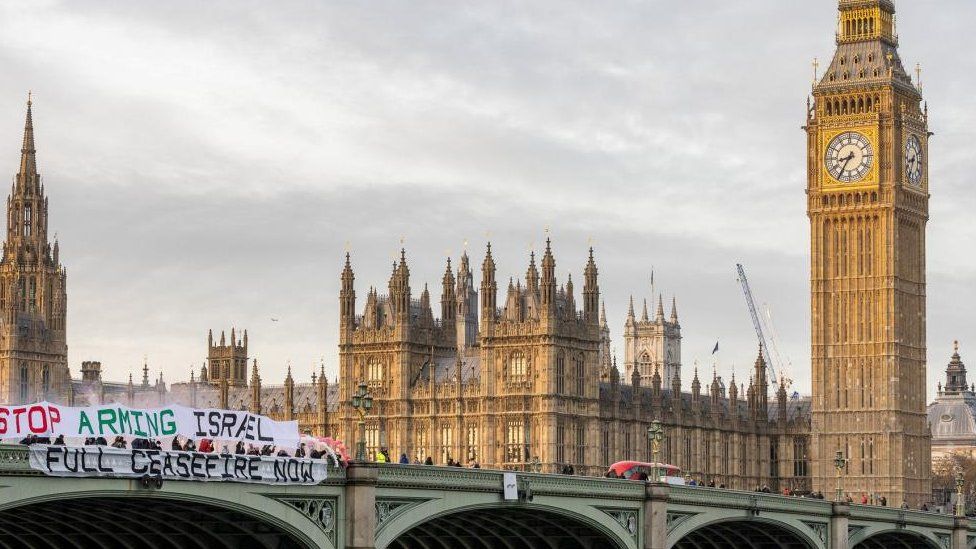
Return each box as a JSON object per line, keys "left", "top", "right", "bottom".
{"left": 379, "top": 501, "right": 633, "bottom": 549}
{"left": 851, "top": 529, "right": 941, "bottom": 549}
{"left": 0, "top": 481, "right": 336, "bottom": 549}
{"left": 668, "top": 516, "right": 822, "bottom": 549}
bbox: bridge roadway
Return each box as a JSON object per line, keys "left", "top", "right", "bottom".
{"left": 0, "top": 444, "right": 970, "bottom": 549}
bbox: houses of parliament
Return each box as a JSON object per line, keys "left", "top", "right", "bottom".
{"left": 0, "top": 0, "right": 939, "bottom": 505}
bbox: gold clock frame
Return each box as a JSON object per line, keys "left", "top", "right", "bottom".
{"left": 820, "top": 127, "right": 880, "bottom": 190}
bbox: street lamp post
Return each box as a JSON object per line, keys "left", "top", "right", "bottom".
{"left": 350, "top": 382, "right": 373, "bottom": 462}
{"left": 956, "top": 470, "right": 965, "bottom": 517}
{"left": 833, "top": 450, "right": 847, "bottom": 502}
{"left": 647, "top": 421, "right": 664, "bottom": 483}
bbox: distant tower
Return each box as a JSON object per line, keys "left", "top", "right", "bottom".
{"left": 207, "top": 328, "right": 248, "bottom": 387}
{"left": 455, "top": 251, "right": 478, "bottom": 355}
{"left": 0, "top": 97, "right": 69, "bottom": 404}
{"left": 623, "top": 293, "right": 681, "bottom": 387}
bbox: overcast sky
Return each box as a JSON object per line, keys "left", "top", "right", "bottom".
{"left": 0, "top": 0, "right": 972, "bottom": 401}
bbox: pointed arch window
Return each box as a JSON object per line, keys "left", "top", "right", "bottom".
{"left": 366, "top": 357, "right": 384, "bottom": 386}
{"left": 19, "top": 364, "right": 29, "bottom": 402}
{"left": 41, "top": 365, "right": 50, "bottom": 394}
{"left": 575, "top": 354, "right": 585, "bottom": 397}
{"left": 555, "top": 351, "right": 565, "bottom": 393}
{"left": 23, "top": 204, "right": 32, "bottom": 237}
{"left": 508, "top": 351, "right": 528, "bottom": 383}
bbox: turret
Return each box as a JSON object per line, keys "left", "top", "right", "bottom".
{"left": 655, "top": 295, "right": 665, "bottom": 322}
{"left": 441, "top": 257, "right": 456, "bottom": 324}
{"left": 540, "top": 239, "right": 556, "bottom": 315}
{"left": 340, "top": 252, "right": 356, "bottom": 330}
{"left": 777, "top": 378, "right": 788, "bottom": 424}
{"left": 480, "top": 244, "right": 497, "bottom": 325}
{"left": 284, "top": 364, "right": 295, "bottom": 421}
{"left": 625, "top": 296, "right": 635, "bottom": 327}
{"left": 691, "top": 367, "right": 701, "bottom": 407}
{"left": 250, "top": 359, "right": 262, "bottom": 414}
{"left": 670, "top": 297, "right": 679, "bottom": 324}
{"left": 582, "top": 248, "right": 599, "bottom": 324}
{"left": 390, "top": 249, "right": 411, "bottom": 325}
{"left": 317, "top": 363, "right": 329, "bottom": 436}
{"left": 944, "top": 341, "right": 968, "bottom": 394}
{"left": 526, "top": 251, "right": 539, "bottom": 294}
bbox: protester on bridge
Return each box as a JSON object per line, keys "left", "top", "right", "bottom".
{"left": 277, "top": 448, "right": 289, "bottom": 457}
{"left": 470, "top": 461, "right": 480, "bottom": 469}
{"left": 247, "top": 445, "right": 260, "bottom": 456}
{"left": 860, "top": 493, "right": 868, "bottom": 505}
{"left": 846, "top": 494, "right": 854, "bottom": 504}
{"left": 375, "top": 450, "right": 388, "bottom": 463}
{"left": 235, "top": 441, "right": 246, "bottom": 454}
{"left": 424, "top": 456, "right": 434, "bottom": 465}
{"left": 111, "top": 436, "right": 126, "bottom": 449}
{"left": 171, "top": 437, "right": 183, "bottom": 451}
{"left": 901, "top": 502, "right": 909, "bottom": 510}
{"left": 879, "top": 496, "right": 887, "bottom": 507}
{"left": 220, "top": 445, "right": 231, "bottom": 455}
{"left": 399, "top": 453, "right": 409, "bottom": 464}
{"left": 53, "top": 434, "right": 65, "bottom": 446}
{"left": 295, "top": 444, "right": 306, "bottom": 458}
{"left": 921, "top": 503, "right": 929, "bottom": 512}
{"left": 198, "top": 439, "right": 213, "bottom": 453}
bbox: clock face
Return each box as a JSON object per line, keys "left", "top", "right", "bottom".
{"left": 905, "top": 135, "right": 923, "bottom": 187}
{"left": 825, "top": 131, "right": 874, "bottom": 183}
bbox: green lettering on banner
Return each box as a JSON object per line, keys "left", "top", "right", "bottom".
{"left": 77, "top": 411, "right": 94, "bottom": 435}
{"left": 146, "top": 413, "right": 159, "bottom": 437}
{"left": 97, "top": 408, "right": 118, "bottom": 435}
{"left": 160, "top": 409, "right": 176, "bottom": 435}
{"left": 118, "top": 410, "right": 131, "bottom": 434}
{"left": 131, "top": 411, "right": 146, "bottom": 437}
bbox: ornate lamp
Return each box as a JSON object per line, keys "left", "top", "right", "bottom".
{"left": 833, "top": 450, "right": 847, "bottom": 502}
{"left": 647, "top": 421, "right": 664, "bottom": 483}
{"left": 351, "top": 382, "right": 373, "bottom": 462}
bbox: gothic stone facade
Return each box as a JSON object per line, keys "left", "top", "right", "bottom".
{"left": 335, "top": 243, "right": 811, "bottom": 490}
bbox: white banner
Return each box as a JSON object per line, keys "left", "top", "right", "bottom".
{"left": 1, "top": 402, "right": 300, "bottom": 447}
{"left": 29, "top": 445, "right": 329, "bottom": 485}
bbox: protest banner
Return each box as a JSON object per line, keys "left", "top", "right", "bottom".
{"left": 0, "top": 402, "right": 299, "bottom": 447}
{"left": 29, "top": 445, "right": 329, "bottom": 485}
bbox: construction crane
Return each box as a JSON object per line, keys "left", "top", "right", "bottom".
{"left": 762, "top": 303, "right": 792, "bottom": 390}
{"left": 735, "top": 264, "right": 777, "bottom": 386}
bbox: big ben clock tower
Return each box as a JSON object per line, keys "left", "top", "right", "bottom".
{"left": 807, "top": 0, "right": 930, "bottom": 506}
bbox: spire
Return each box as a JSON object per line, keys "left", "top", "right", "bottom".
{"left": 670, "top": 296, "right": 679, "bottom": 323}
{"left": 142, "top": 357, "right": 149, "bottom": 387}
{"left": 526, "top": 251, "right": 539, "bottom": 292}
{"left": 655, "top": 295, "right": 665, "bottom": 321}
{"left": 627, "top": 296, "right": 635, "bottom": 321}
{"left": 641, "top": 299, "right": 649, "bottom": 322}
{"left": 19, "top": 93, "right": 37, "bottom": 179}
{"left": 540, "top": 238, "right": 556, "bottom": 310}
{"left": 582, "top": 247, "right": 599, "bottom": 324}
{"left": 600, "top": 301, "right": 608, "bottom": 328}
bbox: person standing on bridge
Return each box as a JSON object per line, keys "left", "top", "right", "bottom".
{"left": 399, "top": 453, "right": 409, "bottom": 464}
{"left": 375, "top": 449, "right": 388, "bottom": 463}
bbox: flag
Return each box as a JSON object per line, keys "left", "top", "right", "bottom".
{"left": 791, "top": 391, "right": 800, "bottom": 401}
{"left": 711, "top": 341, "right": 719, "bottom": 355}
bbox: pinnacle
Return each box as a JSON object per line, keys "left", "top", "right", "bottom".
{"left": 19, "top": 95, "right": 36, "bottom": 178}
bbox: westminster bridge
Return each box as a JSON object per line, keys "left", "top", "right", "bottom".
{"left": 0, "top": 445, "right": 971, "bottom": 549}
